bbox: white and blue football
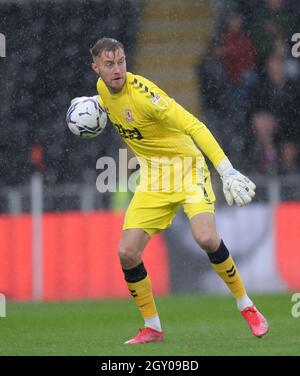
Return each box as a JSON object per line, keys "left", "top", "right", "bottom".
{"left": 66, "top": 96, "right": 107, "bottom": 138}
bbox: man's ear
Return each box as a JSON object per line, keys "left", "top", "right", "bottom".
{"left": 91, "top": 62, "right": 100, "bottom": 76}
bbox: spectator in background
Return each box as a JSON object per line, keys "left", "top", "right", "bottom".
{"left": 219, "top": 12, "right": 258, "bottom": 124}
{"left": 250, "top": 54, "right": 300, "bottom": 174}
{"left": 197, "top": 37, "right": 247, "bottom": 168}
{"left": 279, "top": 142, "right": 299, "bottom": 175}
{"left": 220, "top": 13, "right": 256, "bottom": 86}
{"left": 249, "top": 0, "right": 295, "bottom": 68}
{"left": 197, "top": 38, "right": 226, "bottom": 112}
{"left": 232, "top": 0, "right": 262, "bottom": 31}
{"left": 197, "top": 14, "right": 258, "bottom": 170}
{"left": 196, "top": 37, "right": 227, "bottom": 142}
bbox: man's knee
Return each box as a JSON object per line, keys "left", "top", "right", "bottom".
{"left": 118, "top": 243, "right": 140, "bottom": 269}
{"left": 118, "top": 229, "right": 150, "bottom": 269}
{"left": 193, "top": 228, "right": 219, "bottom": 252}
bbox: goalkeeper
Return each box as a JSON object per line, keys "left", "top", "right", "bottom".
{"left": 89, "top": 37, "right": 268, "bottom": 344}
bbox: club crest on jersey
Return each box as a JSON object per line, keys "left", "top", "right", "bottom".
{"left": 125, "top": 109, "right": 134, "bottom": 122}
{"left": 152, "top": 94, "right": 169, "bottom": 110}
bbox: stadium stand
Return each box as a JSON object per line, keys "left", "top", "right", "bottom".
{"left": 134, "top": 0, "right": 213, "bottom": 117}
{"left": 0, "top": 0, "right": 142, "bottom": 199}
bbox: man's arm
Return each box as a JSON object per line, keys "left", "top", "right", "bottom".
{"left": 182, "top": 110, "right": 256, "bottom": 206}
{"left": 149, "top": 97, "right": 256, "bottom": 206}
{"left": 177, "top": 112, "right": 256, "bottom": 206}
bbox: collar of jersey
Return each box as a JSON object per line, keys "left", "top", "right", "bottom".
{"left": 109, "top": 78, "right": 127, "bottom": 99}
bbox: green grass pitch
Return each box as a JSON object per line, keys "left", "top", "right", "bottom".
{"left": 0, "top": 293, "right": 298, "bottom": 356}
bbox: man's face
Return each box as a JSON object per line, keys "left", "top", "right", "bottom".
{"left": 92, "top": 48, "right": 126, "bottom": 93}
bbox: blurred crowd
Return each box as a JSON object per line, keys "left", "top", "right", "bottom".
{"left": 198, "top": 0, "right": 300, "bottom": 175}
{"left": 0, "top": 0, "right": 141, "bottom": 187}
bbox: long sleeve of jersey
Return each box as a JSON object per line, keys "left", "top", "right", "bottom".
{"left": 144, "top": 94, "right": 227, "bottom": 167}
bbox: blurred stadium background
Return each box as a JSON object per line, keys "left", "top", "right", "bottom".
{"left": 0, "top": 0, "right": 300, "bottom": 355}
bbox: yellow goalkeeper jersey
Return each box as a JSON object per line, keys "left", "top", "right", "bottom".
{"left": 96, "top": 72, "right": 226, "bottom": 190}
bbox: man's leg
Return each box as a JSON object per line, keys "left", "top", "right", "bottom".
{"left": 190, "top": 213, "right": 268, "bottom": 337}
{"left": 119, "top": 228, "right": 163, "bottom": 344}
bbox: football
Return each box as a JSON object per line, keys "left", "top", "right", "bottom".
{"left": 66, "top": 96, "right": 107, "bottom": 138}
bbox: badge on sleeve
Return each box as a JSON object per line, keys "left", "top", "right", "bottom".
{"left": 151, "top": 94, "right": 169, "bottom": 110}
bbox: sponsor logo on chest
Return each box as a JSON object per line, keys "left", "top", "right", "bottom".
{"left": 113, "top": 123, "right": 143, "bottom": 140}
